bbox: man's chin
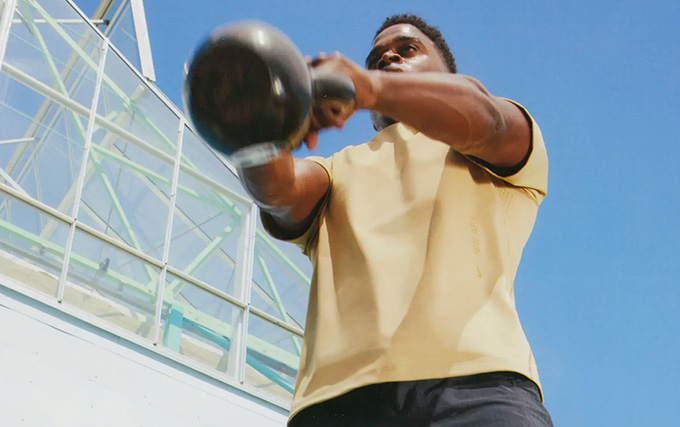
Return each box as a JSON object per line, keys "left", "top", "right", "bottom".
{"left": 371, "top": 111, "right": 396, "bottom": 131}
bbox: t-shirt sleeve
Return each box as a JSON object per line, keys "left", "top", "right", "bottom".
{"left": 259, "top": 156, "right": 332, "bottom": 255}
{"left": 470, "top": 100, "right": 549, "bottom": 204}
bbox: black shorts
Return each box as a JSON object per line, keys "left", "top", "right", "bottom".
{"left": 288, "top": 372, "right": 554, "bottom": 427}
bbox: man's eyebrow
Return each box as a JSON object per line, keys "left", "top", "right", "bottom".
{"left": 366, "top": 35, "right": 422, "bottom": 65}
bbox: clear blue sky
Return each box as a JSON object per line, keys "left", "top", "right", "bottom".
{"left": 79, "top": 1, "right": 680, "bottom": 425}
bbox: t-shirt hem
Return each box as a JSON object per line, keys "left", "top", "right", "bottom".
{"left": 288, "top": 359, "right": 543, "bottom": 420}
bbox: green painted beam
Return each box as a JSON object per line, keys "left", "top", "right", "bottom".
{"left": 182, "top": 317, "right": 295, "bottom": 393}
{"left": 0, "top": 217, "right": 155, "bottom": 298}
{"left": 167, "top": 224, "right": 237, "bottom": 296}
{"left": 88, "top": 151, "right": 157, "bottom": 285}
{"left": 162, "top": 303, "right": 184, "bottom": 351}
{"left": 256, "top": 229, "right": 310, "bottom": 288}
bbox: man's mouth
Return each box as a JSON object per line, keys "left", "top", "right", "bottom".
{"left": 381, "top": 66, "right": 404, "bottom": 72}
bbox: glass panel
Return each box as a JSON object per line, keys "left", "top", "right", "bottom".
{"left": 96, "top": 47, "right": 178, "bottom": 156}
{"left": 80, "top": 70, "right": 177, "bottom": 259}
{"left": 5, "top": 0, "right": 103, "bottom": 108}
{"left": 159, "top": 271, "right": 242, "bottom": 378}
{"left": 168, "top": 175, "right": 245, "bottom": 296}
{"left": 168, "top": 129, "right": 250, "bottom": 297}
{"left": 104, "top": 2, "right": 142, "bottom": 72}
{"left": 180, "top": 127, "right": 250, "bottom": 200}
{"left": 73, "top": 0, "right": 142, "bottom": 72}
{"left": 0, "top": 72, "right": 88, "bottom": 216}
{"left": 250, "top": 210, "right": 311, "bottom": 329}
{"left": 30, "top": 0, "right": 90, "bottom": 19}
{"left": 0, "top": 192, "right": 69, "bottom": 297}
{"left": 245, "top": 313, "right": 301, "bottom": 401}
{"left": 76, "top": 144, "right": 172, "bottom": 260}
{"left": 63, "top": 226, "right": 159, "bottom": 339}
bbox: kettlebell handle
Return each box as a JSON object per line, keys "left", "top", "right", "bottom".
{"left": 280, "top": 69, "right": 356, "bottom": 151}
{"left": 311, "top": 69, "right": 356, "bottom": 114}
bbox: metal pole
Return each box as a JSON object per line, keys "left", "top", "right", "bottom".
{"left": 57, "top": 40, "right": 109, "bottom": 302}
{"left": 0, "top": 0, "right": 17, "bottom": 66}
{"left": 235, "top": 202, "right": 258, "bottom": 382}
{"left": 128, "top": 0, "right": 155, "bottom": 81}
{"left": 152, "top": 118, "right": 184, "bottom": 344}
{"left": 11, "top": 18, "right": 108, "bottom": 25}
{"left": 0, "top": 137, "right": 34, "bottom": 145}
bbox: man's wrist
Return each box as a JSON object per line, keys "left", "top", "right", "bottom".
{"left": 358, "top": 70, "right": 382, "bottom": 111}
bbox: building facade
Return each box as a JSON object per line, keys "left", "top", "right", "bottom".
{"left": 0, "top": 0, "right": 310, "bottom": 424}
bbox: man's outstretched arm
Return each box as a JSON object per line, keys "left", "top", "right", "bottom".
{"left": 368, "top": 72, "right": 531, "bottom": 169}
{"left": 308, "top": 54, "right": 531, "bottom": 171}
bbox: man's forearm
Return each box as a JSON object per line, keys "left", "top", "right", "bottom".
{"left": 237, "top": 153, "right": 330, "bottom": 231}
{"left": 367, "top": 71, "right": 507, "bottom": 158}
{"left": 238, "top": 151, "right": 297, "bottom": 209}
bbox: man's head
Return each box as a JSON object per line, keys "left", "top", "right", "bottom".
{"left": 367, "top": 14, "right": 456, "bottom": 130}
{"left": 366, "top": 14, "right": 457, "bottom": 74}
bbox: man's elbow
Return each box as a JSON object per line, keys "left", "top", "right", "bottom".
{"left": 467, "top": 98, "right": 534, "bottom": 168}
{"left": 458, "top": 95, "right": 507, "bottom": 156}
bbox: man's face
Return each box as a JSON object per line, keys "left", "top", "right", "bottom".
{"left": 366, "top": 24, "right": 448, "bottom": 73}
{"left": 366, "top": 23, "right": 449, "bottom": 130}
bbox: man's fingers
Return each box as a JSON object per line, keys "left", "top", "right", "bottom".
{"left": 303, "top": 51, "right": 353, "bottom": 148}
{"left": 304, "top": 131, "right": 319, "bottom": 151}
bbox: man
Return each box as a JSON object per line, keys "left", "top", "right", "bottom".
{"left": 239, "top": 14, "right": 553, "bottom": 427}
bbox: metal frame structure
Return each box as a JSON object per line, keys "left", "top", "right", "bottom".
{"left": 0, "top": 0, "right": 310, "bottom": 409}
{"left": 128, "top": 0, "right": 153, "bottom": 81}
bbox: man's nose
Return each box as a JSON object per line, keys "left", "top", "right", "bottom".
{"left": 377, "top": 50, "right": 401, "bottom": 69}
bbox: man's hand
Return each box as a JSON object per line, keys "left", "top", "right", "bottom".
{"left": 303, "top": 52, "right": 378, "bottom": 150}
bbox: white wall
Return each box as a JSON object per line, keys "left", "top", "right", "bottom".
{"left": 0, "top": 285, "right": 290, "bottom": 427}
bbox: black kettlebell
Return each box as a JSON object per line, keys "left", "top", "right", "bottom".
{"left": 183, "top": 21, "right": 355, "bottom": 167}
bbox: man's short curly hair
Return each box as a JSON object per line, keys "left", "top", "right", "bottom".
{"left": 374, "top": 14, "right": 457, "bottom": 73}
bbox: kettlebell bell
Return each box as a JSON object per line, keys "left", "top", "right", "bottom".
{"left": 183, "top": 21, "right": 356, "bottom": 167}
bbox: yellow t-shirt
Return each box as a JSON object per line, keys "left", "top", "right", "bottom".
{"left": 263, "top": 101, "right": 548, "bottom": 419}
